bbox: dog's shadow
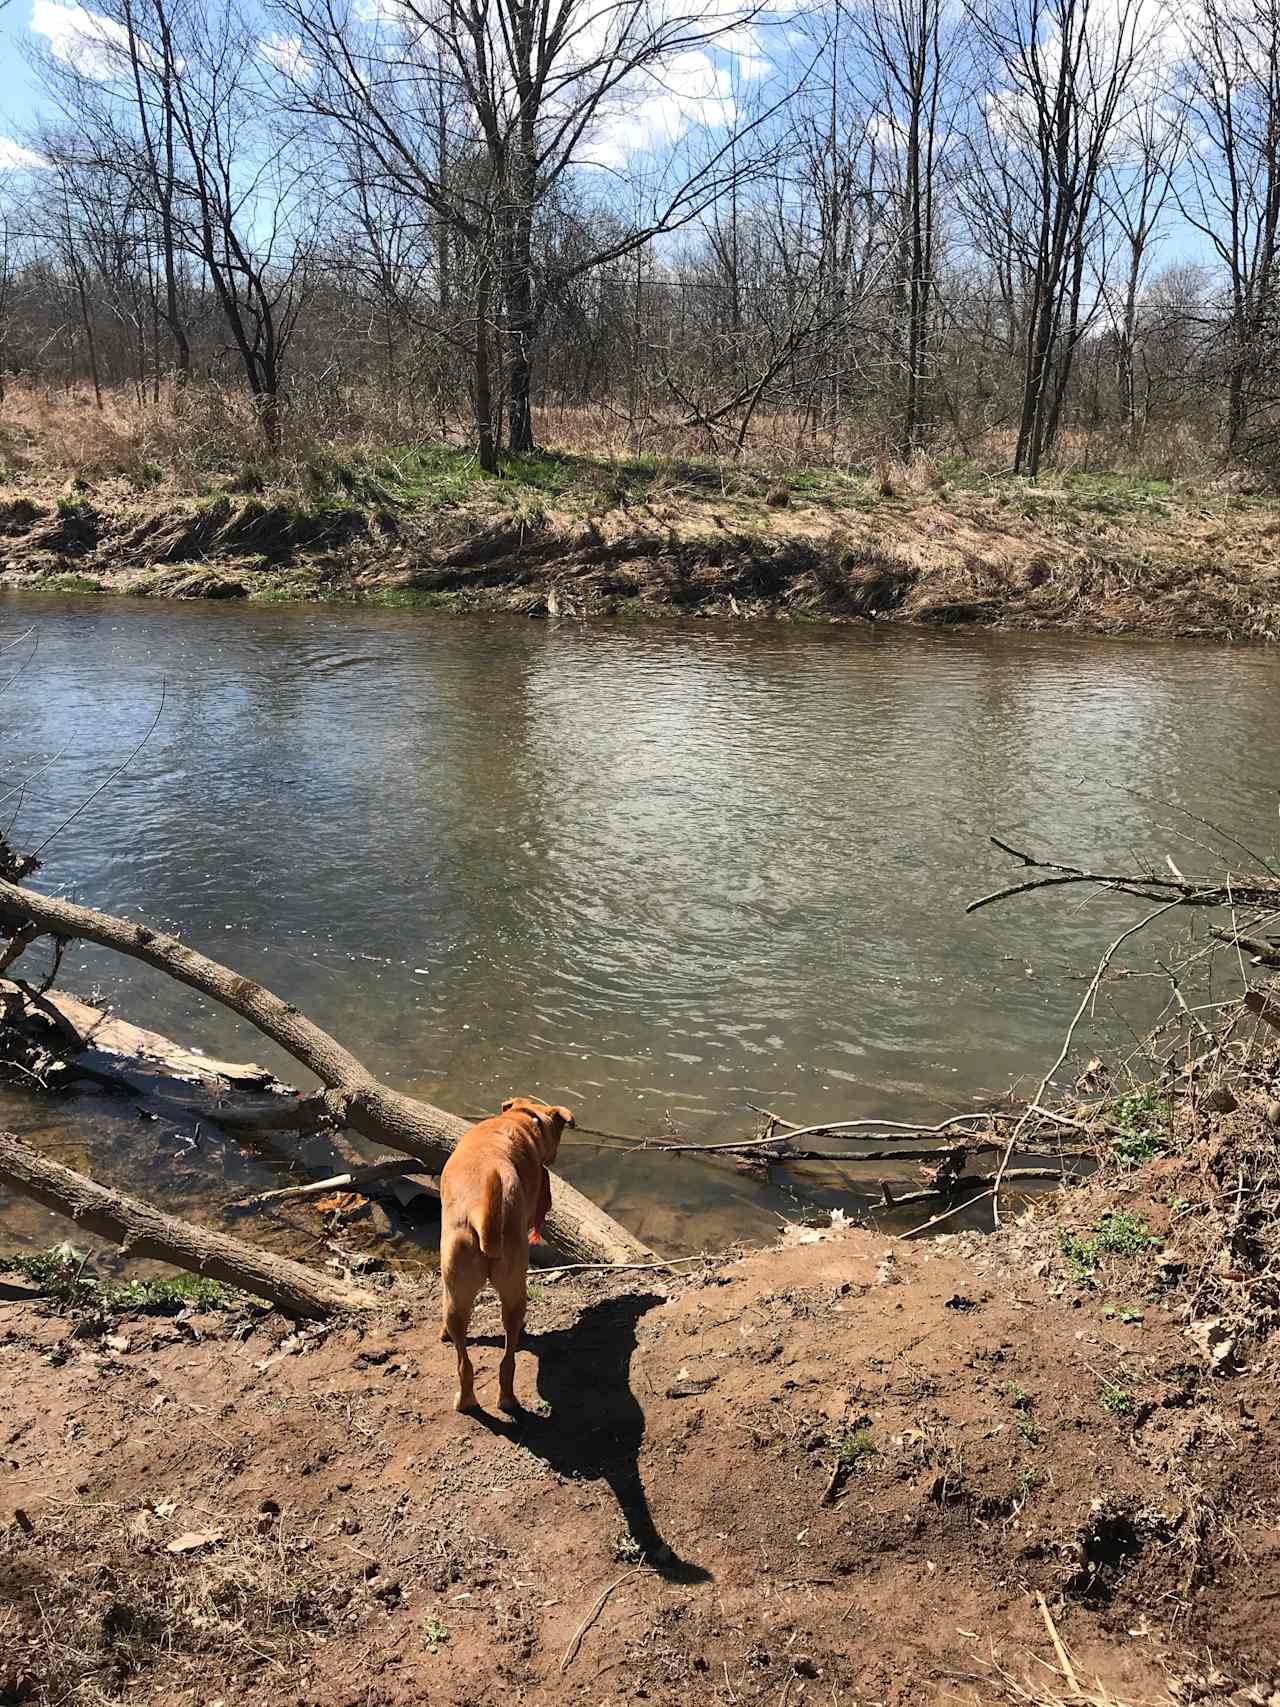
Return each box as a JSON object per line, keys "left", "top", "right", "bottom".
{"left": 470, "top": 1292, "right": 711, "bottom": 1584}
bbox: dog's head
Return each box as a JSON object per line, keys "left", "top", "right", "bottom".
{"left": 501, "top": 1096, "right": 575, "bottom": 1163}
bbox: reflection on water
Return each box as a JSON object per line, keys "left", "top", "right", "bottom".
{"left": 2, "top": 592, "right": 1275, "bottom": 1258}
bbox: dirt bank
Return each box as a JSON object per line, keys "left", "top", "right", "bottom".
{"left": 4, "top": 1154, "right": 1278, "bottom": 1707}
{"left": 2, "top": 463, "right": 1279, "bottom": 639}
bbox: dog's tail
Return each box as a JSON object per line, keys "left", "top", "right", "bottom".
{"left": 470, "top": 1168, "right": 506, "bottom": 1259}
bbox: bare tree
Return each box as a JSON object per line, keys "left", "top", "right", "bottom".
{"left": 275, "top": 0, "right": 776, "bottom": 460}
{"left": 1101, "top": 78, "right": 1184, "bottom": 450}
{"left": 864, "top": 0, "right": 955, "bottom": 453}
{"left": 966, "top": 0, "right": 1145, "bottom": 474}
{"left": 1180, "top": 0, "right": 1280, "bottom": 460}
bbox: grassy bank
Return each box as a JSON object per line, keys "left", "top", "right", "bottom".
{"left": 1, "top": 407, "right": 1279, "bottom": 638}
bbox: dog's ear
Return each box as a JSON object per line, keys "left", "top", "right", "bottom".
{"left": 501, "top": 1097, "right": 517, "bottom": 1113}
{"left": 555, "top": 1106, "right": 575, "bottom": 1129}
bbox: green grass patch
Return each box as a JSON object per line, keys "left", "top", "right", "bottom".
{"left": 1005, "top": 1381, "right": 1040, "bottom": 1444}
{"left": 41, "top": 572, "right": 101, "bottom": 593}
{"left": 1099, "top": 1383, "right": 1136, "bottom": 1417}
{"left": 1059, "top": 1212, "right": 1159, "bottom": 1286}
{"left": 5, "top": 1244, "right": 265, "bottom": 1313}
{"left": 422, "top": 1615, "right": 449, "bottom": 1653}
{"left": 836, "top": 1427, "right": 876, "bottom": 1468}
{"left": 1107, "top": 1088, "right": 1171, "bottom": 1166}
{"left": 348, "top": 585, "right": 468, "bottom": 610}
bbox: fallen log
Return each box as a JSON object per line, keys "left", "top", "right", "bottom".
{"left": 1, "top": 977, "right": 288, "bottom": 1093}
{"left": 0, "top": 879, "right": 652, "bottom": 1265}
{"left": 0, "top": 1130, "right": 375, "bottom": 1318}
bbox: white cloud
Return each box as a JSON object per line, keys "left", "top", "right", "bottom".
{"left": 259, "top": 31, "right": 312, "bottom": 80}
{"left": 30, "top": 0, "right": 134, "bottom": 78}
{"left": 0, "top": 137, "right": 48, "bottom": 170}
{"left": 578, "top": 49, "right": 739, "bottom": 167}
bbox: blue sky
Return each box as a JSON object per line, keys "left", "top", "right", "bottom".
{"left": 0, "top": 6, "right": 45, "bottom": 160}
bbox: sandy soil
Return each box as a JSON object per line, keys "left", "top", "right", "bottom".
{"left": 4, "top": 1213, "right": 1277, "bottom": 1707}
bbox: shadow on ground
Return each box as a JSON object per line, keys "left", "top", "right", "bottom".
{"left": 472, "top": 1291, "right": 711, "bottom": 1583}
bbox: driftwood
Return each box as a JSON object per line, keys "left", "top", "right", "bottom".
{"left": 0, "top": 878, "right": 652, "bottom": 1265}
{"left": 230, "top": 1159, "right": 416, "bottom": 1212}
{"left": 1211, "top": 929, "right": 1280, "bottom": 968}
{"left": 878, "top": 1167, "right": 1074, "bottom": 1211}
{"left": 1, "top": 977, "right": 289, "bottom": 1094}
{"left": 0, "top": 1130, "right": 375, "bottom": 1318}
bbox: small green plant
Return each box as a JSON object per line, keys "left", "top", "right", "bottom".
{"left": 613, "top": 1532, "right": 645, "bottom": 1564}
{"left": 1100, "top": 1384, "right": 1136, "bottom": 1418}
{"left": 836, "top": 1428, "right": 876, "bottom": 1468}
{"left": 1108, "top": 1088, "right": 1171, "bottom": 1166}
{"left": 5, "top": 1246, "right": 260, "bottom": 1313}
{"left": 9, "top": 1244, "right": 96, "bottom": 1306}
{"left": 1005, "top": 1381, "right": 1039, "bottom": 1444}
{"left": 422, "top": 1615, "right": 449, "bottom": 1653}
{"left": 1058, "top": 1212, "right": 1158, "bottom": 1285}
{"left": 1016, "top": 1466, "right": 1042, "bottom": 1500}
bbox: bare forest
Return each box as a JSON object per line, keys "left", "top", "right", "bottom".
{"left": 1, "top": 0, "right": 1279, "bottom": 484}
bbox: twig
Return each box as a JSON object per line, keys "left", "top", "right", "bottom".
{"left": 1035, "top": 1591, "right": 1080, "bottom": 1696}
{"left": 988, "top": 901, "right": 1183, "bottom": 1226}
{"left": 968, "top": 835, "right": 1280, "bottom": 915}
{"left": 560, "top": 1567, "right": 643, "bottom": 1672}
{"left": 229, "top": 1158, "right": 414, "bottom": 1211}
{"left": 0, "top": 633, "right": 37, "bottom": 698}
{"left": 534, "top": 1256, "right": 714, "bottom": 1278}
{"left": 898, "top": 1188, "right": 994, "bottom": 1240}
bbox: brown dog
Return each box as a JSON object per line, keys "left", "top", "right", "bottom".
{"left": 438, "top": 1096, "right": 574, "bottom": 1412}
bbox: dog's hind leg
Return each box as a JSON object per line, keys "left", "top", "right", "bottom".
{"left": 442, "top": 1242, "right": 485, "bottom": 1413}
{"left": 494, "top": 1255, "right": 528, "bottom": 1414}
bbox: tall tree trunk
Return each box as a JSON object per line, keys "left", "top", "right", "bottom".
{"left": 475, "top": 261, "right": 498, "bottom": 474}
{"left": 73, "top": 263, "right": 104, "bottom": 412}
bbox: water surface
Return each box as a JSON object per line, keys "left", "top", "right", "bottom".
{"left": 2, "top": 594, "right": 1273, "bottom": 1256}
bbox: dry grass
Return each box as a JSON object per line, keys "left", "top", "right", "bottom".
{"left": 1, "top": 1498, "right": 345, "bottom": 1704}
{"left": 0, "top": 382, "right": 1236, "bottom": 498}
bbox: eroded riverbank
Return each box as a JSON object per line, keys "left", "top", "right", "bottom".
{"left": 2, "top": 466, "right": 1279, "bottom": 639}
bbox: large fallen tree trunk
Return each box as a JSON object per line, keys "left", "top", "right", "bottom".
{"left": 0, "top": 1130, "right": 375, "bottom": 1318}
{"left": 0, "top": 878, "right": 653, "bottom": 1265}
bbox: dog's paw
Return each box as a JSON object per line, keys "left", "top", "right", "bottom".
{"left": 440, "top": 1327, "right": 452, "bottom": 1344}
{"left": 455, "top": 1392, "right": 478, "bottom": 1413}
{"left": 497, "top": 1393, "right": 522, "bottom": 1416}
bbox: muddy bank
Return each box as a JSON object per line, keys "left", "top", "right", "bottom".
{"left": 2, "top": 482, "right": 1279, "bottom": 639}
{"left": 4, "top": 1159, "right": 1279, "bottom": 1707}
